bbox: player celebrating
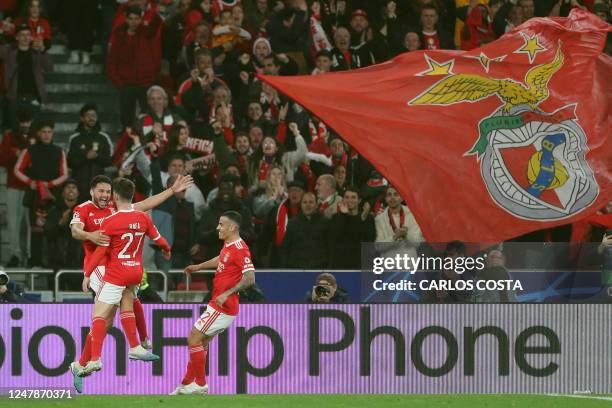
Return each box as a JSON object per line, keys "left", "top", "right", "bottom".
{"left": 79, "top": 178, "right": 172, "bottom": 376}
{"left": 170, "top": 211, "right": 255, "bottom": 395}
{"left": 69, "top": 175, "right": 191, "bottom": 375}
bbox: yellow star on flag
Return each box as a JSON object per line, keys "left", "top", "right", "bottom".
{"left": 417, "top": 55, "right": 455, "bottom": 76}
{"left": 466, "top": 52, "right": 506, "bottom": 73}
{"left": 514, "top": 32, "right": 546, "bottom": 64}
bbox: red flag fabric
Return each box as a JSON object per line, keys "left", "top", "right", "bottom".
{"left": 259, "top": 10, "right": 612, "bottom": 242}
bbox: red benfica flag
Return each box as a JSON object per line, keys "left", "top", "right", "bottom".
{"left": 259, "top": 10, "right": 612, "bottom": 242}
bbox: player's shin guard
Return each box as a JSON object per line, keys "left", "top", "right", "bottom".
{"left": 91, "top": 317, "right": 107, "bottom": 361}
{"left": 189, "top": 345, "right": 208, "bottom": 386}
{"left": 181, "top": 361, "right": 195, "bottom": 385}
{"left": 120, "top": 311, "right": 140, "bottom": 348}
{"left": 132, "top": 298, "right": 149, "bottom": 342}
{"left": 79, "top": 332, "right": 93, "bottom": 367}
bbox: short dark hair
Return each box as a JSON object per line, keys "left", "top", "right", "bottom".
{"left": 316, "top": 272, "right": 337, "bottom": 286}
{"left": 80, "top": 103, "right": 98, "bottom": 117}
{"left": 112, "top": 177, "right": 135, "bottom": 201}
{"left": 316, "top": 49, "right": 332, "bottom": 60}
{"left": 90, "top": 175, "right": 112, "bottom": 190}
{"left": 421, "top": 4, "right": 439, "bottom": 14}
{"left": 124, "top": 5, "right": 144, "bottom": 17}
{"left": 445, "top": 241, "right": 466, "bottom": 256}
{"left": 35, "top": 119, "right": 54, "bottom": 132}
{"left": 194, "top": 48, "right": 212, "bottom": 61}
{"left": 16, "top": 106, "right": 33, "bottom": 123}
{"left": 222, "top": 210, "right": 242, "bottom": 227}
{"left": 344, "top": 186, "right": 360, "bottom": 197}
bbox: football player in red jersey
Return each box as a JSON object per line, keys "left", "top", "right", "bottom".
{"left": 69, "top": 174, "right": 190, "bottom": 391}
{"left": 78, "top": 178, "right": 172, "bottom": 376}
{"left": 170, "top": 211, "right": 255, "bottom": 395}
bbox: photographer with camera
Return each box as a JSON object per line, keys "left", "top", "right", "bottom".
{"left": 305, "top": 272, "right": 349, "bottom": 304}
{"left": 0, "top": 270, "right": 29, "bottom": 303}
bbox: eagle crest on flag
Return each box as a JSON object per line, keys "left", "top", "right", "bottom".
{"left": 409, "top": 38, "right": 599, "bottom": 221}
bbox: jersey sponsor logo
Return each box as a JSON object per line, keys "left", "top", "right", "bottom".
{"left": 223, "top": 253, "right": 230, "bottom": 263}
{"left": 244, "top": 257, "right": 251, "bottom": 264}
{"left": 72, "top": 212, "right": 80, "bottom": 221}
{"left": 93, "top": 218, "right": 104, "bottom": 226}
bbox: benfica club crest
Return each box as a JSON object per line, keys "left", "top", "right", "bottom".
{"left": 409, "top": 40, "right": 599, "bottom": 221}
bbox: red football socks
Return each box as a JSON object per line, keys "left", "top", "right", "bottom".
{"left": 132, "top": 299, "right": 149, "bottom": 342}
{"left": 79, "top": 332, "right": 92, "bottom": 367}
{"left": 189, "top": 344, "right": 208, "bottom": 386}
{"left": 90, "top": 317, "right": 107, "bottom": 361}
{"left": 119, "top": 311, "right": 140, "bottom": 348}
{"left": 181, "top": 361, "right": 195, "bottom": 385}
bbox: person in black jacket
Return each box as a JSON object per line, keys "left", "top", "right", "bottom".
{"left": 66, "top": 103, "right": 113, "bottom": 202}
{"left": 329, "top": 187, "right": 375, "bottom": 269}
{"left": 418, "top": 5, "right": 454, "bottom": 50}
{"left": 281, "top": 192, "right": 330, "bottom": 269}
{"left": 304, "top": 272, "right": 350, "bottom": 303}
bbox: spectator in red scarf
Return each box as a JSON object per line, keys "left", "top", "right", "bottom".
{"left": 375, "top": 185, "right": 423, "bottom": 244}
{"left": 182, "top": 21, "right": 212, "bottom": 71}
{"left": 136, "top": 85, "right": 181, "bottom": 154}
{"left": 248, "top": 124, "right": 264, "bottom": 151}
{"left": 259, "top": 179, "right": 305, "bottom": 267}
{"left": 184, "top": 0, "right": 215, "bottom": 42}
{"left": 315, "top": 174, "right": 342, "bottom": 219}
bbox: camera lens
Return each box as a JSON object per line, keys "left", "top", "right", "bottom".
{"left": 315, "top": 285, "right": 330, "bottom": 297}
{"left": 0, "top": 272, "right": 9, "bottom": 286}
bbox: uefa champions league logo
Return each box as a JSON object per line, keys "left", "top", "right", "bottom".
{"left": 409, "top": 38, "right": 599, "bottom": 220}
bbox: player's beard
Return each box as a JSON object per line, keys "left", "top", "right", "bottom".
{"left": 93, "top": 196, "right": 109, "bottom": 208}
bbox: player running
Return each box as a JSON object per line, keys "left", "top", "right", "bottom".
{"left": 69, "top": 174, "right": 190, "bottom": 391}
{"left": 170, "top": 210, "right": 255, "bottom": 395}
{"left": 78, "top": 178, "right": 172, "bottom": 377}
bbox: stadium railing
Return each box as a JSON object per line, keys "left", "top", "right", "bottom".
{"left": 55, "top": 269, "right": 169, "bottom": 303}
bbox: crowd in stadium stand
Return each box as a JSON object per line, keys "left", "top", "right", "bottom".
{"left": 0, "top": 0, "right": 610, "bottom": 290}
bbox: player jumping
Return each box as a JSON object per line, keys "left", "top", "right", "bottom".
{"left": 69, "top": 174, "right": 189, "bottom": 391}
{"left": 79, "top": 178, "right": 171, "bottom": 376}
{"left": 170, "top": 211, "right": 255, "bottom": 395}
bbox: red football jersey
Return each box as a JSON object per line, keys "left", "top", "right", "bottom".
{"left": 98, "top": 209, "right": 162, "bottom": 286}
{"left": 422, "top": 31, "right": 441, "bottom": 50}
{"left": 210, "top": 239, "right": 254, "bottom": 316}
{"left": 70, "top": 200, "right": 116, "bottom": 261}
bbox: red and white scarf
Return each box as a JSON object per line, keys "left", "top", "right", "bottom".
{"left": 309, "top": 13, "right": 332, "bottom": 60}
{"left": 388, "top": 207, "right": 405, "bottom": 233}
{"left": 275, "top": 198, "right": 299, "bottom": 246}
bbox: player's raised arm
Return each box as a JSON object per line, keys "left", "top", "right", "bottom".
{"left": 133, "top": 174, "right": 194, "bottom": 212}
{"left": 184, "top": 256, "right": 219, "bottom": 275}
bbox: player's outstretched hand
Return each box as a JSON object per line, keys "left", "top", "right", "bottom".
{"left": 184, "top": 264, "right": 199, "bottom": 275}
{"left": 171, "top": 174, "right": 194, "bottom": 192}
{"left": 81, "top": 276, "right": 90, "bottom": 293}
{"left": 162, "top": 250, "right": 171, "bottom": 261}
{"left": 89, "top": 230, "right": 110, "bottom": 246}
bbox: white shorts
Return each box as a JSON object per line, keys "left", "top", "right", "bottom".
{"left": 193, "top": 305, "right": 236, "bottom": 337}
{"left": 89, "top": 266, "right": 106, "bottom": 294}
{"left": 89, "top": 266, "right": 139, "bottom": 300}
{"left": 95, "top": 281, "right": 140, "bottom": 306}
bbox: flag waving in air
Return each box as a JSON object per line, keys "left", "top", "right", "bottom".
{"left": 259, "top": 9, "right": 612, "bottom": 242}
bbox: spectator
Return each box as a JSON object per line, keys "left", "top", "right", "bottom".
{"left": 280, "top": 191, "right": 329, "bottom": 268}
{"left": 184, "top": 0, "right": 215, "bottom": 39}
{"left": 493, "top": 1, "right": 524, "bottom": 38}
{"left": 331, "top": 26, "right": 373, "bottom": 71}
{"left": 0, "top": 107, "right": 33, "bottom": 267}
{"left": 348, "top": 9, "right": 382, "bottom": 63}
{"left": 44, "top": 180, "right": 84, "bottom": 281}
{"left": 14, "top": 119, "right": 67, "bottom": 199}
{"left": 401, "top": 31, "right": 421, "bottom": 53}
{"left": 473, "top": 249, "right": 518, "bottom": 303}
{"left": 246, "top": 122, "right": 307, "bottom": 187}
{"left": 211, "top": 9, "right": 251, "bottom": 50}
{"left": 315, "top": 174, "right": 342, "bottom": 219}
{"left": 329, "top": 187, "right": 375, "bottom": 269}
{"left": 266, "top": 6, "right": 307, "bottom": 71}
{"left": 305, "top": 272, "right": 350, "bottom": 303}
{"left": 66, "top": 103, "right": 113, "bottom": 202}
{"left": 0, "top": 23, "right": 52, "bottom": 129}
{"left": 137, "top": 85, "right": 182, "bottom": 152}
{"left": 15, "top": 0, "right": 51, "bottom": 51}
{"left": 160, "top": 155, "right": 207, "bottom": 220}
{"left": 14, "top": 120, "right": 67, "bottom": 267}
{"left": 260, "top": 179, "right": 305, "bottom": 267}
{"left": 198, "top": 174, "right": 255, "bottom": 261}
{"left": 107, "top": 5, "right": 163, "bottom": 128}
{"left": 244, "top": 0, "right": 271, "bottom": 34}
{"left": 183, "top": 21, "right": 212, "bottom": 70}
{"left": 460, "top": 3, "right": 495, "bottom": 50}
{"left": 312, "top": 49, "right": 332, "bottom": 75}
{"left": 61, "top": 0, "right": 97, "bottom": 64}
{"left": 333, "top": 164, "right": 347, "bottom": 196}
{"left": 252, "top": 165, "right": 287, "bottom": 220}
{"left": 375, "top": 186, "right": 423, "bottom": 259}
{"left": 419, "top": 5, "right": 454, "bottom": 50}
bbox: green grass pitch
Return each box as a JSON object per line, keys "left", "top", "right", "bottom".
{"left": 1, "top": 394, "right": 612, "bottom": 408}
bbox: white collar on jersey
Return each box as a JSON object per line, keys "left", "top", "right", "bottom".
{"left": 225, "top": 238, "right": 242, "bottom": 247}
